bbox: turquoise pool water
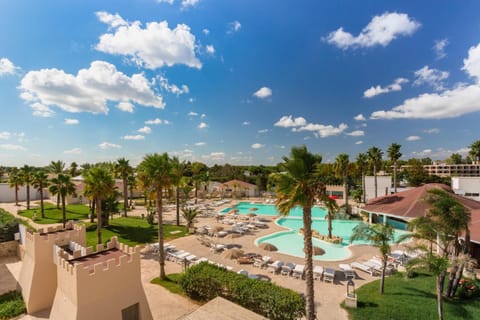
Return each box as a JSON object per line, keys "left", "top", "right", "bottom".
{"left": 221, "top": 202, "right": 327, "bottom": 218}
{"left": 256, "top": 218, "right": 410, "bottom": 261}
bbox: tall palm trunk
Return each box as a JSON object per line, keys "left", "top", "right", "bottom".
{"left": 90, "top": 200, "right": 95, "bottom": 223}
{"left": 194, "top": 182, "right": 198, "bottom": 204}
{"left": 57, "top": 194, "right": 60, "bottom": 209}
{"left": 15, "top": 184, "right": 19, "bottom": 206}
{"left": 303, "top": 206, "right": 315, "bottom": 320}
{"left": 327, "top": 213, "right": 333, "bottom": 239}
{"left": 343, "top": 176, "right": 349, "bottom": 213}
{"left": 380, "top": 257, "right": 387, "bottom": 294}
{"left": 361, "top": 170, "right": 366, "bottom": 203}
{"left": 393, "top": 160, "right": 398, "bottom": 193}
{"left": 26, "top": 184, "right": 30, "bottom": 210}
{"left": 39, "top": 188, "right": 45, "bottom": 218}
{"left": 176, "top": 188, "right": 180, "bottom": 226}
{"left": 123, "top": 176, "right": 128, "bottom": 217}
{"left": 61, "top": 195, "right": 66, "bottom": 228}
{"left": 157, "top": 186, "right": 166, "bottom": 279}
{"left": 437, "top": 272, "right": 446, "bottom": 320}
{"left": 373, "top": 164, "right": 378, "bottom": 198}
{"left": 96, "top": 197, "right": 103, "bottom": 244}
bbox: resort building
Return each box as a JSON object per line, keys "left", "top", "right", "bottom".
{"left": 221, "top": 180, "right": 259, "bottom": 198}
{"left": 56, "top": 175, "right": 124, "bottom": 205}
{"left": 18, "top": 222, "right": 152, "bottom": 320}
{"left": 452, "top": 177, "right": 480, "bottom": 201}
{"left": 364, "top": 176, "right": 392, "bottom": 202}
{"left": 400, "top": 163, "right": 480, "bottom": 177}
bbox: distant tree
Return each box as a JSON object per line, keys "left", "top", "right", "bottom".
{"left": 115, "top": 158, "right": 133, "bottom": 217}
{"left": 181, "top": 207, "right": 200, "bottom": 231}
{"left": 387, "top": 143, "right": 402, "bottom": 193}
{"left": 468, "top": 140, "right": 480, "bottom": 164}
{"left": 32, "top": 170, "right": 50, "bottom": 218}
{"left": 49, "top": 174, "right": 76, "bottom": 228}
{"left": 405, "top": 159, "right": 430, "bottom": 186}
{"left": 367, "top": 147, "right": 383, "bottom": 198}
{"left": 127, "top": 175, "right": 137, "bottom": 206}
{"left": 8, "top": 168, "right": 22, "bottom": 206}
{"left": 334, "top": 153, "right": 351, "bottom": 213}
{"left": 445, "top": 153, "right": 463, "bottom": 165}
{"left": 171, "top": 157, "right": 187, "bottom": 226}
{"left": 19, "top": 165, "right": 35, "bottom": 210}
{"left": 191, "top": 162, "right": 207, "bottom": 204}
{"left": 69, "top": 162, "right": 79, "bottom": 177}
{"left": 356, "top": 153, "right": 368, "bottom": 203}
{"left": 324, "top": 197, "right": 339, "bottom": 239}
{"left": 48, "top": 160, "right": 66, "bottom": 208}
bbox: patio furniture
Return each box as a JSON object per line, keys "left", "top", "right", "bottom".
{"left": 292, "top": 264, "right": 305, "bottom": 279}
{"left": 351, "top": 261, "right": 378, "bottom": 276}
{"left": 313, "top": 265, "right": 324, "bottom": 281}
{"left": 339, "top": 263, "right": 355, "bottom": 279}
{"left": 267, "top": 260, "right": 284, "bottom": 273}
{"left": 323, "top": 268, "right": 336, "bottom": 283}
{"left": 281, "top": 263, "right": 295, "bottom": 276}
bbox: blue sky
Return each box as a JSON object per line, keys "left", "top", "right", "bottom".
{"left": 1, "top": 1, "right": 480, "bottom": 167}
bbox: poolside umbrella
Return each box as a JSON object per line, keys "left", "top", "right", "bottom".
{"left": 312, "top": 246, "right": 325, "bottom": 256}
{"left": 229, "top": 209, "right": 240, "bottom": 215}
{"left": 259, "top": 243, "right": 278, "bottom": 252}
{"left": 222, "top": 248, "right": 244, "bottom": 259}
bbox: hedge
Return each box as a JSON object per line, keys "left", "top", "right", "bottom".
{"left": 0, "top": 209, "right": 20, "bottom": 243}
{"left": 181, "top": 262, "right": 305, "bottom": 320}
{"left": 0, "top": 291, "right": 26, "bottom": 319}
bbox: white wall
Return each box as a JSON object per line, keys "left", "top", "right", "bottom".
{"left": 365, "top": 176, "right": 391, "bottom": 202}
{"left": 0, "top": 183, "right": 47, "bottom": 203}
{"left": 452, "top": 177, "right": 480, "bottom": 201}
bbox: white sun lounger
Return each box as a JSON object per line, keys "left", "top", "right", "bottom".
{"left": 267, "top": 260, "right": 284, "bottom": 273}
{"left": 323, "top": 268, "right": 336, "bottom": 283}
{"left": 313, "top": 266, "right": 324, "bottom": 280}
{"left": 293, "top": 264, "right": 305, "bottom": 279}
{"left": 339, "top": 263, "right": 355, "bottom": 279}
{"left": 351, "top": 261, "right": 378, "bottom": 276}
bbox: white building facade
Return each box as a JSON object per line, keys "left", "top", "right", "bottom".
{"left": 452, "top": 176, "right": 480, "bottom": 201}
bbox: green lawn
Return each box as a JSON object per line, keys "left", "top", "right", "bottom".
{"left": 151, "top": 274, "right": 186, "bottom": 296}
{"left": 84, "top": 217, "right": 188, "bottom": 247}
{"left": 0, "top": 291, "right": 26, "bottom": 320}
{"left": 18, "top": 202, "right": 91, "bottom": 224}
{"left": 345, "top": 272, "right": 480, "bottom": 320}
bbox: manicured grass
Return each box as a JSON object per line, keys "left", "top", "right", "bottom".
{"left": 0, "top": 291, "right": 26, "bottom": 320}
{"left": 151, "top": 274, "right": 185, "bottom": 296}
{"left": 345, "top": 272, "right": 480, "bottom": 320}
{"left": 19, "top": 202, "right": 90, "bottom": 224}
{"left": 84, "top": 216, "right": 188, "bottom": 247}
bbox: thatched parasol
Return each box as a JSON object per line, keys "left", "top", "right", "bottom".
{"left": 259, "top": 242, "right": 278, "bottom": 252}
{"left": 312, "top": 246, "right": 326, "bottom": 256}
{"left": 222, "top": 248, "right": 245, "bottom": 259}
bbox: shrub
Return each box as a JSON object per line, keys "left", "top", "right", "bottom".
{"left": 457, "top": 278, "right": 480, "bottom": 299}
{"left": 0, "top": 210, "right": 20, "bottom": 242}
{"left": 181, "top": 262, "right": 305, "bottom": 320}
{"left": 0, "top": 291, "right": 26, "bottom": 319}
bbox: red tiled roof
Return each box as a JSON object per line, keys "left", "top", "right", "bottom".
{"left": 364, "top": 183, "right": 480, "bottom": 243}
{"left": 223, "top": 179, "right": 257, "bottom": 189}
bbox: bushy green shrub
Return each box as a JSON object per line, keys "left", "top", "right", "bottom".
{"left": 0, "top": 210, "right": 20, "bottom": 242}
{"left": 181, "top": 262, "right": 305, "bottom": 320}
{"left": 457, "top": 278, "right": 480, "bottom": 299}
{"left": 0, "top": 291, "right": 26, "bottom": 319}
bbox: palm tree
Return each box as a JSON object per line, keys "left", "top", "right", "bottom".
{"left": 115, "top": 158, "right": 133, "bottom": 217}
{"left": 356, "top": 153, "right": 368, "bottom": 203}
{"left": 387, "top": 143, "right": 402, "bottom": 193}
{"left": 127, "top": 175, "right": 137, "bottom": 207}
{"left": 181, "top": 207, "right": 200, "bottom": 232}
{"left": 48, "top": 160, "right": 66, "bottom": 208}
{"left": 191, "top": 162, "right": 207, "bottom": 204}
{"left": 271, "top": 145, "right": 323, "bottom": 320}
{"left": 69, "top": 161, "right": 79, "bottom": 177}
{"left": 139, "top": 153, "right": 173, "bottom": 280}
{"left": 49, "top": 173, "right": 76, "bottom": 228}
{"left": 350, "top": 222, "right": 394, "bottom": 294}
{"left": 171, "top": 157, "right": 187, "bottom": 226}
{"left": 468, "top": 140, "right": 480, "bottom": 164}
{"left": 83, "top": 166, "right": 115, "bottom": 244}
{"left": 32, "top": 170, "right": 50, "bottom": 218}
{"left": 8, "top": 168, "right": 22, "bottom": 206}
{"left": 334, "top": 153, "right": 350, "bottom": 213}
{"left": 367, "top": 146, "right": 383, "bottom": 199}
{"left": 20, "top": 165, "right": 34, "bottom": 210}
{"left": 324, "top": 197, "right": 339, "bottom": 239}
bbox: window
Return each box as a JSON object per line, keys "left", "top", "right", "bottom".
{"left": 122, "top": 303, "right": 139, "bottom": 320}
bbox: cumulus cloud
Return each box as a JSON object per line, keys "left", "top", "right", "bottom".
{"left": 198, "top": 122, "right": 208, "bottom": 129}
{"left": 406, "top": 135, "right": 420, "bottom": 141}
{"left": 354, "top": 114, "right": 366, "bottom": 121}
{"left": 0, "top": 58, "right": 17, "bottom": 76}
{"left": 0, "top": 132, "right": 11, "bottom": 140}
{"left": 158, "top": 75, "right": 189, "bottom": 95}
{"left": 63, "top": 147, "right": 82, "bottom": 154}
{"left": 424, "top": 128, "right": 440, "bottom": 134}
{"left": 194, "top": 141, "right": 206, "bottom": 146}
{"left": 202, "top": 28, "right": 210, "bottom": 35}
{"left": 434, "top": 39, "right": 448, "bottom": 60}
{"left": 251, "top": 143, "right": 264, "bottom": 149}
{"left": 325, "top": 12, "right": 420, "bottom": 49}
{"left": 295, "top": 123, "right": 348, "bottom": 138}
{"left": 20, "top": 61, "right": 164, "bottom": 116}
{"left": 242, "top": 121, "right": 250, "bottom": 126}
{"left": 206, "top": 45, "right": 215, "bottom": 55}
{"left": 371, "top": 43, "right": 480, "bottom": 120}
{"left": 99, "top": 142, "right": 121, "bottom": 149}
{"left": 355, "top": 141, "right": 363, "bottom": 145}
{"left": 117, "top": 101, "right": 134, "bottom": 113}
{"left": 363, "top": 78, "right": 408, "bottom": 98}
{"left": 145, "top": 118, "right": 170, "bottom": 125}
{"left": 122, "top": 135, "right": 145, "bottom": 140}
{"left": 274, "top": 115, "right": 307, "bottom": 128}
{"left": 413, "top": 66, "right": 449, "bottom": 90}
{"left": 258, "top": 129, "right": 269, "bottom": 133}
{"left": 228, "top": 20, "right": 241, "bottom": 33}
{"left": 138, "top": 126, "right": 152, "bottom": 134}
{"left": 253, "top": 86, "right": 272, "bottom": 99}
{"left": 0, "top": 144, "right": 26, "bottom": 151}
{"left": 346, "top": 130, "right": 364, "bottom": 137}
{"left": 202, "top": 152, "right": 225, "bottom": 161}
{"left": 96, "top": 11, "right": 201, "bottom": 69}
{"left": 64, "top": 118, "right": 79, "bottom": 125}
{"left": 181, "top": 0, "right": 199, "bottom": 9}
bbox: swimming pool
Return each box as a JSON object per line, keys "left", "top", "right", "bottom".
{"left": 256, "top": 218, "right": 410, "bottom": 261}
{"left": 221, "top": 201, "right": 328, "bottom": 218}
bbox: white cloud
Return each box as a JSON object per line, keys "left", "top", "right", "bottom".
{"left": 346, "top": 130, "right": 364, "bottom": 137}
{"left": 363, "top": 77, "right": 408, "bottom": 98}
{"left": 433, "top": 39, "right": 448, "bottom": 60}
{"left": 206, "top": 45, "right": 215, "bottom": 55}
{"left": 122, "top": 135, "right": 145, "bottom": 140}
{"left": 202, "top": 152, "right": 225, "bottom": 161}
{"left": 251, "top": 143, "right": 264, "bottom": 149}
{"left": 202, "top": 28, "right": 210, "bottom": 35}
{"left": 200, "top": 113, "right": 206, "bottom": 118}
{"left": 0, "top": 144, "right": 26, "bottom": 151}
{"left": 20, "top": 61, "right": 164, "bottom": 116}
{"left": 99, "top": 142, "right": 121, "bottom": 149}
{"left": 253, "top": 86, "right": 272, "bottom": 99}
{"left": 424, "top": 128, "right": 440, "bottom": 134}
{"left": 63, "top": 147, "right": 82, "bottom": 154}
{"left": 354, "top": 114, "right": 366, "bottom": 121}
{"left": 413, "top": 66, "right": 449, "bottom": 90}
{"left": 371, "top": 43, "right": 480, "bottom": 120}
{"left": 295, "top": 122, "right": 348, "bottom": 138}
{"left": 157, "top": 0, "right": 174, "bottom": 3}
{"left": 194, "top": 141, "right": 206, "bottom": 146}
{"left": 412, "top": 147, "right": 470, "bottom": 159}
{"left": 406, "top": 135, "right": 420, "bottom": 141}
{"left": 145, "top": 118, "right": 169, "bottom": 125}
{"left": 258, "top": 129, "right": 269, "bottom": 133}
{"left": 0, "top": 58, "right": 17, "bottom": 76}
{"left": 198, "top": 122, "right": 208, "bottom": 129}
{"left": 0, "top": 132, "right": 11, "bottom": 140}
{"left": 138, "top": 126, "right": 152, "bottom": 134}
{"left": 325, "top": 12, "right": 420, "bottom": 49}
{"left": 64, "top": 118, "right": 79, "bottom": 125}
{"left": 355, "top": 141, "right": 363, "bottom": 145}
{"left": 188, "top": 111, "right": 199, "bottom": 116}
{"left": 117, "top": 101, "right": 134, "bottom": 113}
{"left": 274, "top": 115, "right": 307, "bottom": 128}
{"left": 228, "top": 20, "right": 241, "bottom": 33}
{"left": 242, "top": 121, "right": 250, "bottom": 126}
{"left": 181, "top": 0, "right": 199, "bottom": 9}
{"left": 158, "top": 75, "right": 189, "bottom": 95}
{"left": 96, "top": 11, "right": 201, "bottom": 69}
